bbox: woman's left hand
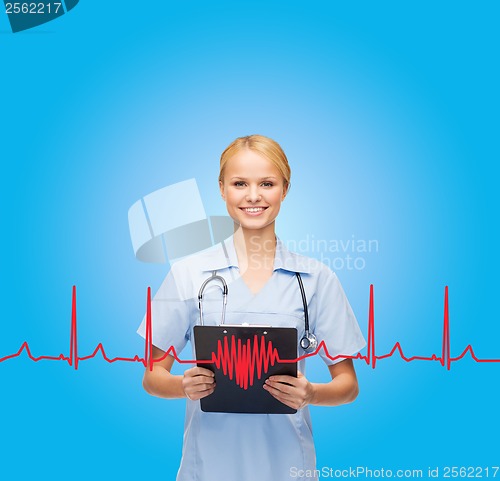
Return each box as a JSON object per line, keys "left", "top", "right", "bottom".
{"left": 263, "top": 371, "right": 315, "bottom": 410}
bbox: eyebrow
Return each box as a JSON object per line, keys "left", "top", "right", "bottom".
{"left": 229, "top": 176, "right": 278, "bottom": 181}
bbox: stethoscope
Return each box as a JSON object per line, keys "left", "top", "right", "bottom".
{"left": 197, "top": 271, "right": 318, "bottom": 353}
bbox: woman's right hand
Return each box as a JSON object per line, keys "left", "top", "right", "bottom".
{"left": 182, "top": 367, "right": 216, "bottom": 400}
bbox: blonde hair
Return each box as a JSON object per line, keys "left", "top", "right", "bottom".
{"left": 218, "top": 134, "right": 291, "bottom": 189}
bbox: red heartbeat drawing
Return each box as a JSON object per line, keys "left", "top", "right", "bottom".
{"left": 209, "top": 334, "right": 281, "bottom": 390}
{"left": 1, "top": 285, "right": 499, "bottom": 371}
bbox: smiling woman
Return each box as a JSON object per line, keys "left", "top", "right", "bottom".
{"left": 138, "top": 134, "right": 366, "bottom": 481}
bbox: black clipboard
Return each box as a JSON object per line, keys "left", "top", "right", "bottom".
{"left": 193, "top": 325, "right": 298, "bottom": 414}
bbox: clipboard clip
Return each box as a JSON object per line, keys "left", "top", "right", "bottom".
{"left": 221, "top": 323, "right": 273, "bottom": 329}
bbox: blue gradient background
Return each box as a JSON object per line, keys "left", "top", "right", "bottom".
{"left": 1, "top": 1, "right": 498, "bottom": 479}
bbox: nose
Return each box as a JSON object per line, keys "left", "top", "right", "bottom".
{"left": 246, "top": 184, "right": 262, "bottom": 203}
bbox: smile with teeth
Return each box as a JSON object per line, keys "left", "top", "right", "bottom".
{"left": 241, "top": 207, "right": 267, "bottom": 214}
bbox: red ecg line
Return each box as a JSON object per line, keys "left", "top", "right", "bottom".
{"left": 1, "top": 285, "right": 499, "bottom": 371}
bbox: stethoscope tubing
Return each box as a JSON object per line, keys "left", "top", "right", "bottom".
{"left": 197, "top": 271, "right": 317, "bottom": 352}
{"left": 198, "top": 273, "right": 228, "bottom": 326}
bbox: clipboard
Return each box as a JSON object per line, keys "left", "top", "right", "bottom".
{"left": 193, "top": 325, "right": 298, "bottom": 414}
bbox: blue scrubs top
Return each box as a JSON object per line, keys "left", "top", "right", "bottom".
{"left": 137, "top": 235, "right": 366, "bottom": 481}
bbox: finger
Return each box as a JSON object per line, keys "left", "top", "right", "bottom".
{"left": 186, "top": 367, "right": 215, "bottom": 377}
{"left": 185, "top": 380, "right": 216, "bottom": 395}
{"left": 191, "top": 380, "right": 216, "bottom": 391}
{"left": 194, "top": 382, "right": 216, "bottom": 393}
{"left": 263, "top": 381, "right": 296, "bottom": 399}
{"left": 264, "top": 382, "right": 307, "bottom": 407}
{"left": 187, "top": 366, "right": 214, "bottom": 376}
{"left": 187, "top": 385, "right": 215, "bottom": 401}
{"left": 264, "top": 379, "right": 293, "bottom": 395}
{"left": 267, "top": 375, "right": 297, "bottom": 386}
{"left": 264, "top": 386, "right": 298, "bottom": 409}
{"left": 184, "top": 379, "right": 215, "bottom": 395}
{"left": 198, "top": 387, "right": 215, "bottom": 399}
{"left": 182, "top": 376, "right": 215, "bottom": 399}
{"left": 190, "top": 375, "right": 215, "bottom": 385}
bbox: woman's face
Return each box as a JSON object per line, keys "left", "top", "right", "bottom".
{"left": 219, "top": 148, "right": 287, "bottom": 233}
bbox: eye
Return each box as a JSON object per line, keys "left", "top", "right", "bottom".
{"left": 234, "top": 181, "right": 246, "bottom": 187}
{"left": 261, "top": 182, "right": 274, "bottom": 187}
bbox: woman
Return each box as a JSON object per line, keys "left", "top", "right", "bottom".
{"left": 138, "top": 134, "right": 366, "bottom": 480}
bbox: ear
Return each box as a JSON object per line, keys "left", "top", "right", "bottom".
{"left": 282, "top": 182, "right": 290, "bottom": 200}
{"left": 219, "top": 180, "right": 225, "bottom": 200}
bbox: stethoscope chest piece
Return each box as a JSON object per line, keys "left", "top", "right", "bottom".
{"left": 300, "top": 333, "right": 318, "bottom": 352}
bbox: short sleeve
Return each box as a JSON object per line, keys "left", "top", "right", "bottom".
{"left": 311, "top": 269, "right": 366, "bottom": 365}
{"left": 136, "top": 267, "right": 194, "bottom": 355}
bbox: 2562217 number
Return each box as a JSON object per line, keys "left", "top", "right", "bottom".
{"left": 443, "top": 466, "right": 500, "bottom": 478}
{"left": 5, "top": 3, "right": 62, "bottom": 14}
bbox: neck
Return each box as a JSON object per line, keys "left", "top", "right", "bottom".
{"left": 233, "top": 224, "right": 276, "bottom": 271}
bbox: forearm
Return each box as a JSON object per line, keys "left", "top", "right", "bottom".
{"left": 143, "top": 367, "right": 186, "bottom": 399}
{"left": 310, "top": 373, "right": 359, "bottom": 407}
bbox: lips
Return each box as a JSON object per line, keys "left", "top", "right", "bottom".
{"left": 240, "top": 206, "right": 268, "bottom": 215}
{"left": 241, "top": 207, "right": 266, "bottom": 212}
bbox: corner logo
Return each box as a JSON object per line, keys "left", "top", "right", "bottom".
{"left": 3, "top": 0, "right": 79, "bottom": 33}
